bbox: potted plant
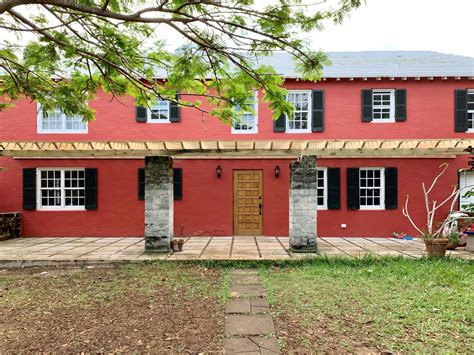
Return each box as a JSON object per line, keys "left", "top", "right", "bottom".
{"left": 402, "top": 163, "right": 460, "bottom": 257}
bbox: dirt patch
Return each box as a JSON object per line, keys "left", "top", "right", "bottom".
{"left": 0, "top": 263, "right": 225, "bottom": 352}
{"left": 272, "top": 309, "right": 383, "bottom": 353}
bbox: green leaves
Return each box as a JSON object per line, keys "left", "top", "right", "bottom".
{"left": 0, "top": 0, "right": 362, "bottom": 123}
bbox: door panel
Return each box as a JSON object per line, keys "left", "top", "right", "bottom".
{"left": 233, "top": 170, "right": 263, "bottom": 235}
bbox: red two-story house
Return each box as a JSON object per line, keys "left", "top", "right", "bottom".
{"left": 1, "top": 51, "right": 473, "bottom": 241}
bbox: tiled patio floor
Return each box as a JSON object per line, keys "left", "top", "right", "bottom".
{"left": 0, "top": 236, "right": 472, "bottom": 266}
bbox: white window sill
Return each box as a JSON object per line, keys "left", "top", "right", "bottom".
{"left": 359, "top": 206, "right": 384, "bottom": 211}
{"left": 371, "top": 120, "right": 395, "bottom": 123}
{"left": 285, "top": 130, "right": 312, "bottom": 134}
{"left": 146, "top": 120, "right": 171, "bottom": 124}
{"left": 37, "top": 207, "right": 86, "bottom": 211}
{"left": 232, "top": 130, "right": 258, "bottom": 134}
{"left": 466, "top": 129, "right": 474, "bottom": 133}
{"left": 37, "top": 130, "right": 88, "bottom": 134}
{"left": 317, "top": 206, "right": 328, "bottom": 210}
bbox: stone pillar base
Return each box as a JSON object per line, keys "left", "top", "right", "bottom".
{"left": 289, "top": 156, "right": 318, "bottom": 253}
{"left": 145, "top": 236, "right": 171, "bottom": 253}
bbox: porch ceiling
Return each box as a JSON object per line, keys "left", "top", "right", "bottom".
{"left": 0, "top": 139, "right": 472, "bottom": 158}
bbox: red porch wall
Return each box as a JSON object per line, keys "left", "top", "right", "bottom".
{"left": 0, "top": 156, "right": 469, "bottom": 238}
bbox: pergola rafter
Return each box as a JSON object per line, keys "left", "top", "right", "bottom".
{"left": 0, "top": 139, "right": 472, "bottom": 158}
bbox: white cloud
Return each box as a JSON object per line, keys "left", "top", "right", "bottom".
{"left": 312, "top": 0, "right": 474, "bottom": 56}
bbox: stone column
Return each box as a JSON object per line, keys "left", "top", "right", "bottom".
{"left": 144, "top": 156, "right": 173, "bottom": 252}
{"left": 289, "top": 155, "right": 318, "bottom": 252}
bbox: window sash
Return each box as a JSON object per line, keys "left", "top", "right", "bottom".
{"left": 147, "top": 97, "right": 170, "bottom": 123}
{"left": 286, "top": 91, "right": 311, "bottom": 132}
{"left": 37, "top": 105, "right": 87, "bottom": 133}
{"left": 359, "top": 168, "right": 385, "bottom": 209}
{"left": 372, "top": 90, "right": 395, "bottom": 122}
{"left": 468, "top": 90, "right": 474, "bottom": 131}
{"left": 37, "top": 168, "right": 86, "bottom": 210}
{"left": 232, "top": 94, "right": 258, "bottom": 134}
{"left": 316, "top": 168, "right": 327, "bottom": 209}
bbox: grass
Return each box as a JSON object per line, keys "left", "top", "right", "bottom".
{"left": 260, "top": 256, "right": 474, "bottom": 352}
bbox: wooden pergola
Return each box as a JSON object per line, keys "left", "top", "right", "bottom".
{"left": 1, "top": 138, "right": 473, "bottom": 158}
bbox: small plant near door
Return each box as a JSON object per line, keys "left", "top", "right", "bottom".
{"left": 402, "top": 163, "right": 460, "bottom": 257}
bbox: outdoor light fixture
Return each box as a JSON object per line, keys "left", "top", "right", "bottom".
{"left": 274, "top": 165, "right": 281, "bottom": 178}
{"left": 216, "top": 164, "right": 222, "bottom": 178}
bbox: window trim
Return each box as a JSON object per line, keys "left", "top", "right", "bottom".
{"left": 286, "top": 90, "right": 312, "bottom": 133}
{"left": 37, "top": 104, "right": 88, "bottom": 134}
{"left": 316, "top": 167, "right": 328, "bottom": 210}
{"left": 359, "top": 167, "right": 385, "bottom": 210}
{"left": 467, "top": 89, "right": 474, "bottom": 132}
{"left": 146, "top": 97, "right": 171, "bottom": 124}
{"left": 231, "top": 92, "right": 259, "bottom": 134}
{"left": 372, "top": 89, "right": 395, "bottom": 123}
{"left": 36, "top": 168, "right": 86, "bottom": 211}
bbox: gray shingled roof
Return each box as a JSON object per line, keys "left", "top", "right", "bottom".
{"left": 256, "top": 51, "right": 474, "bottom": 78}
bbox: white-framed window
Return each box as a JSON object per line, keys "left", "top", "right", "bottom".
{"left": 467, "top": 89, "right": 474, "bottom": 131}
{"left": 286, "top": 90, "right": 311, "bottom": 133}
{"left": 372, "top": 89, "right": 395, "bottom": 122}
{"left": 37, "top": 105, "right": 88, "bottom": 133}
{"left": 359, "top": 168, "right": 385, "bottom": 210}
{"left": 316, "top": 168, "right": 327, "bottom": 209}
{"left": 147, "top": 97, "right": 170, "bottom": 123}
{"left": 232, "top": 93, "right": 258, "bottom": 134}
{"left": 37, "top": 168, "right": 86, "bottom": 210}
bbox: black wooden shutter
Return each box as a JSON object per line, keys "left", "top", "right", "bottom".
{"left": 138, "top": 168, "right": 145, "bottom": 200}
{"left": 169, "top": 93, "right": 181, "bottom": 122}
{"left": 361, "top": 90, "right": 373, "bottom": 122}
{"left": 273, "top": 113, "right": 286, "bottom": 132}
{"left": 455, "top": 89, "right": 468, "bottom": 132}
{"left": 311, "top": 90, "right": 324, "bottom": 132}
{"left": 85, "top": 168, "right": 98, "bottom": 210}
{"left": 347, "top": 168, "right": 360, "bottom": 210}
{"left": 395, "top": 89, "right": 407, "bottom": 122}
{"left": 23, "top": 168, "right": 36, "bottom": 210}
{"left": 385, "top": 167, "right": 398, "bottom": 209}
{"left": 173, "top": 168, "right": 182, "bottom": 200}
{"left": 327, "top": 168, "right": 340, "bottom": 210}
{"left": 136, "top": 105, "right": 147, "bottom": 122}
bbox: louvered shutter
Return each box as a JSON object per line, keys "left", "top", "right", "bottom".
{"left": 23, "top": 168, "right": 36, "bottom": 210}
{"left": 361, "top": 90, "right": 373, "bottom": 122}
{"left": 169, "top": 93, "right": 181, "bottom": 122}
{"left": 327, "top": 168, "right": 340, "bottom": 210}
{"left": 173, "top": 168, "right": 182, "bottom": 200}
{"left": 347, "top": 168, "right": 360, "bottom": 210}
{"left": 85, "top": 168, "right": 98, "bottom": 210}
{"left": 136, "top": 105, "right": 147, "bottom": 122}
{"left": 138, "top": 168, "right": 145, "bottom": 200}
{"left": 311, "top": 90, "right": 324, "bottom": 132}
{"left": 395, "top": 89, "right": 407, "bottom": 122}
{"left": 385, "top": 167, "right": 398, "bottom": 209}
{"left": 455, "top": 89, "right": 468, "bottom": 132}
{"left": 273, "top": 113, "right": 286, "bottom": 132}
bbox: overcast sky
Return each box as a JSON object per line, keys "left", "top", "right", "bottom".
{"left": 310, "top": 0, "right": 474, "bottom": 56}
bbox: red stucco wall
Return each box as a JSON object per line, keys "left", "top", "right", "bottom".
{"left": 0, "top": 156, "right": 468, "bottom": 238}
{"left": 0, "top": 79, "right": 472, "bottom": 142}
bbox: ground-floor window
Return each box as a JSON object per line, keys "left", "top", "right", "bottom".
{"left": 359, "top": 168, "right": 385, "bottom": 209}
{"left": 316, "top": 168, "right": 327, "bottom": 209}
{"left": 37, "top": 168, "right": 86, "bottom": 210}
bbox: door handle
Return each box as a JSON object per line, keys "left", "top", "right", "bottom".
{"left": 259, "top": 203, "right": 262, "bottom": 215}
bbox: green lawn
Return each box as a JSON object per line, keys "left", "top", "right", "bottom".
{"left": 261, "top": 257, "right": 473, "bottom": 353}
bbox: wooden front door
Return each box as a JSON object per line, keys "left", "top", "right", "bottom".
{"left": 233, "top": 170, "right": 263, "bottom": 235}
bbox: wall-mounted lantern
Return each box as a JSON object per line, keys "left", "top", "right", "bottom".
{"left": 274, "top": 165, "right": 281, "bottom": 178}
{"left": 216, "top": 164, "right": 223, "bottom": 178}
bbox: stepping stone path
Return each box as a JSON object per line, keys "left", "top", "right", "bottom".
{"left": 224, "top": 269, "right": 280, "bottom": 354}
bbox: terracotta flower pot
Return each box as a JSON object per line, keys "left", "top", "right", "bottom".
{"left": 425, "top": 239, "right": 449, "bottom": 257}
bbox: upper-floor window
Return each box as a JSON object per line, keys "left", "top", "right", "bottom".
{"left": 359, "top": 168, "right": 385, "bottom": 210}
{"left": 148, "top": 97, "right": 170, "bottom": 123}
{"left": 37, "top": 168, "right": 86, "bottom": 210}
{"left": 37, "top": 105, "right": 87, "bottom": 133}
{"left": 232, "top": 93, "right": 258, "bottom": 134}
{"left": 467, "top": 89, "right": 474, "bottom": 131}
{"left": 372, "top": 89, "right": 395, "bottom": 122}
{"left": 286, "top": 91, "right": 311, "bottom": 132}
